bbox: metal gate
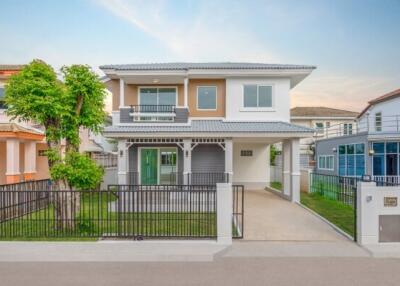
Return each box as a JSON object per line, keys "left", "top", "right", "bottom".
{"left": 232, "top": 185, "right": 244, "bottom": 239}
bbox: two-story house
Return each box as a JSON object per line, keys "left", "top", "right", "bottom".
{"left": 290, "top": 106, "right": 358, "bottom": 168}
{"left": 101, "top": 62, "right": 315, "bottom": 202}
{"left": 315, "top": 88, "right": 400, "bottom": 185}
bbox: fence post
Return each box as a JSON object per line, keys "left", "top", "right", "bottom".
{"left": 216, "top": 183, "right": 232, "bottom": 245}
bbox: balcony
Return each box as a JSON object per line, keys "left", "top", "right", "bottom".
{"left": 118, "top": 105, "right": 189, "bottom": 124}
{"left": 315, "top": 114, "right": 400, "bottom": 140}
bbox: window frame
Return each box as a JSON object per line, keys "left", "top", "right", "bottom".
{"left": 242, "top": 84, "right": 274, "bottom": 110}
{"left": 196, "top": 86, "right": 217, "bottom": 111}
{"left": 318, "top": 155, "right": 334, "bottom": 171}
{"left": 138, "top": 86, "right": 178, "bottom": 107}
{"left": 375, "top": 112, "right": 382, "bottom": 132}
{"left": 337, "top": 143, "right": 366, "bottom": 177}
{"left": 0, "top": 84, "right": 6, "bottom": 110}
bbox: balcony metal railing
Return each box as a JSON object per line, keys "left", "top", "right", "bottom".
{"left": 129, "top": 105, "right": 176, "bottom": 122}
{"left": 315, "top": 114, "right": 400, "bottom": 140}
{"left": 130, "top": 105, "right": 175, "bottom": 113}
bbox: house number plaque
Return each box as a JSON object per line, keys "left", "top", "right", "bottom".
{"left": 384, "top": 197, "right": 398, "bottom": 207}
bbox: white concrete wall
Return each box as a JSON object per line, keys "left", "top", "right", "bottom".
{"left": 357, "top": 182, "right": 400, "bottom": 245}
{"left": 233, "top": 142, "right": 269, "bottom": 189}
{"left": 358, "top": 97, "right": 400, "bottom": 132}
{"left": 225, "top": 78, "right": 291, "bottom": 122}
{"left": 100, "top": 167, "right": 117, "bottom": 190}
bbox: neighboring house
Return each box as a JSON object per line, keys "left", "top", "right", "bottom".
{"left": 0, "top": 65, "right": 50, "bottom": 184}
{"left": 315, "top": 88, "right": 400, "bottom": 184}
{"left": 101, "top": 62, "right": 315, "bottom": 200}
{"left": 290, "top": 106, "right": 358, "bottom": 167}
{"left": 0, "top": 65, "right": 115, "bottom": 185}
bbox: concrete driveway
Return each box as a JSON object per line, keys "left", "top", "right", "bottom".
{"left": 243, "top": 189, "right": 348, "bottom": 241}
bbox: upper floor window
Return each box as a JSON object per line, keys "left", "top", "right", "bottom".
{"left": 139, "top": 87, "right": 177, "bottom": 107}
{"left": 197, "top": 86, "right": 217, "bottom": 110}
{"left": 375, "top": 112, "right": 382, "bottom": 132}
{"left": 344, "top": 123, "right": 353, "bottom": 135}
{"left": 0, "top": 87, "right": 6, "bottom": 109}
{"left": 243, "top": 85, "right": 272, "bottom": 108}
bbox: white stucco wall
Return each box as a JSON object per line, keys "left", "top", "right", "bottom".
{"left": 357, "top": 182, "right": 400, "bottom": 245}
{"left": 358, "top": 97, "right": 400, "bottom": 132}
{"left": 225, "top": 78, "right": 291, "bottom": 122}
{"left": 232, "top": 142, "right": 269, "bottom": 189}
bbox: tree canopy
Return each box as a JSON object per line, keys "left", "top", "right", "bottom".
{"left": 5, "top": 59, "right": 106, "bottom": 190}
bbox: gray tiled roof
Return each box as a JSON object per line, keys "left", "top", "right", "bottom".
{"left": 104, "top": 120, "right": 314, "bottom": 134}
{"left": 0, "top": 65, "right": 25, "bottom": 71}
{"left": 100, "top": 62, "right": 316, "bottom": 71}
{"left": 291, "top": 107, "right": 358, "bottom": 117}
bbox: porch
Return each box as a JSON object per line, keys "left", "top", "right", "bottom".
{"left": 115, "top": 135, "right": 303, "bottom": 202}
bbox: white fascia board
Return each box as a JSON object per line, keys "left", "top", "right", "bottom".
{"left": 187, "top": 69, "right": 313, "bottom": 76}
{"left": 103, "top": 131, "right": 314, "bottom": 139}
{"left": 291, "top": 116, "right": 357, "bottom": 120}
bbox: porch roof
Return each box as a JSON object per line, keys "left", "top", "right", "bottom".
{"left": 104, "top": 120, "right": 314, "bottom": 137}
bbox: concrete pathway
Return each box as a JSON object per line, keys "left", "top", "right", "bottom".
{"left": 244, "top": 189, "right": 348, "bottom": 241}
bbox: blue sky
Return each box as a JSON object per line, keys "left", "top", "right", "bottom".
{"left": 1, "top": 0, "right": 400, "bottom": 111}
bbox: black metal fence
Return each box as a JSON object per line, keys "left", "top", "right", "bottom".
{"left": 0, "top": 179, "right": 52, "bottom": 192}
{"left": 127, "top": 172, "right": 228, "bottom": 185}
{"left": 0, "top": 185, "right": 217, "bottom": 239}
{"left": 189, "top": 173, "right": 229, "bottom": 185}
{"left": 232, "top": 185, "right": 244, "bottom": 239}
{"left": 308, "top": 173, "right": 357, "bottom": 241}
{"left": 309, "top": 173, "right": 358, "bottom": 207}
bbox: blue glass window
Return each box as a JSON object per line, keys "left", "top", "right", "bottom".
{"left": 373, "top": 155, "right": 385, "bottom": 176}
{"left": 355, "top": 155, "right": 365, "bottom": 176}
{"left": 355, "top": 144, "right": 364, "bottom": 154}
{"left": 386, "top": 142, "right": 398, "bottom": 154}
{"left": 339, "top": 155, "right": 346, "bottom": 176}
{"left": 347, "top": 156, "right": 355, "bottom": 176}
{"left": 373, "top": 142, "right": 385, "bottom": 154}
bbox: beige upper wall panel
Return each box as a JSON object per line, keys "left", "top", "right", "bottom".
{"left": 108, "top": 81, "right": 184, "bottom": 111}
{"left": 188, "top": 79, "right": 226, "bottom": 117}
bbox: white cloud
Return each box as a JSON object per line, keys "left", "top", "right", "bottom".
{"left": 95, "top": 0, "right": 278, "bottom": 62}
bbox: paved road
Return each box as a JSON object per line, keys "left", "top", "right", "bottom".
{"left": 1, "top": 257, "right": 399, "bottom": 286}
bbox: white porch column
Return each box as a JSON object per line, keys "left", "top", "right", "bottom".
{"left": 217, "top": 183, "right": 233, "bottom": 245}
{"left": 290, "top": 138, "right": 300, "bottom": 203}
{"left": 183, "top": 77, "right": 189, "bottom": 107}
{"left": 24, "top": 141, "right": 36, "bottom": 181}
{"left": 117, "top": 139, "right": 128, "bottom": 185}
{"left": 183, "top": 138, "right": 192, "bottom": 184}
{"left": 119, "top": 78, "right": 125, "bottom": 108}
{"left": 282, "top": 140, "right": 291, "bottom": 198}
{"left": 224, "top": 139, "right": 233, "bottom": 183}
{"left": 6, "top": 139, "right": 20, "bottom": 184}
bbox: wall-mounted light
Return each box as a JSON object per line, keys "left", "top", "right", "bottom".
{"left": 119, "top": 150, "right": 123, "bottom": 157}
{"left": 185, "top": 150, "right": 189, "bottom": 157}
{"left": 332, "top": 147, "right": 337, "bottom": 153}
{"left": 362, "top": 175, "right": 371, "bottom": 182}
{"left": 152, "top": 79, "right": 159, "bottom": 83}
{"left": 368, "top": 149, "right": 375, "bottom": 156}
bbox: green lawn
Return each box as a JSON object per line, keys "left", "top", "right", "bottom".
{"left": 269, "top": 181, "right": 282, "bottom": 191}
{"left": 300, "top": 192, "right": 355, "bottom": 237}
{"left": 0, "top": 193, "right": 217, "bottom": 240}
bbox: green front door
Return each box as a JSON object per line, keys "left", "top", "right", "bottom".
{"left": 141, "top": 149, "right": 158, "bottom": 185}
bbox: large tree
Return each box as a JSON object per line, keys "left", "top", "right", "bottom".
{"left": 5, "top": 59, "right": 106, "bottom": 229}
